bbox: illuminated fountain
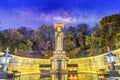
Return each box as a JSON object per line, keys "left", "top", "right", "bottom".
{"left": 50, "top": 23, "right": 69, "bottom": 80}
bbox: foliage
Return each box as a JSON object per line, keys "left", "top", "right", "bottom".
{"left": 17, "top": 43, "right": 27, "bottom": 52}
{"left": 99, "top": 14, "right": 120, "bottom": 48}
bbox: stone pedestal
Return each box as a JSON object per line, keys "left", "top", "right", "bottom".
{"left": 50, "top": 51, "right": 69, "bottom": 75}
{"left": 109, "top": 71, "right": 119, "bottom": 77}
{"left": 2, "top": 64, "right": 8, "bottom": 72}
{"left": 52, "top": 74, "right": 67, "bottom": 80}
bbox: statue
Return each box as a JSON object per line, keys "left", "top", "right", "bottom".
{"left": 54, "top": 24, "right": 64, "bottom": 51}
{"left": 55, "top": 27, "right": 63, "bottom": 51}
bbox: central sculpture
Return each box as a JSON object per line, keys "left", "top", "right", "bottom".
{"left": 50, "top": 23, "right": 69, "bottom": 80}
{"left": 55, "top": 25, "right": 63, "bottom": 51}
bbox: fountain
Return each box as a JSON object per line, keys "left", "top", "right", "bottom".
{"left": 50, "top": 23, "right": 69, "bottom": 80}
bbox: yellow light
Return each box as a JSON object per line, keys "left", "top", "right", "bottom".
{"left": 99, "top": 75, "right": 104, "bottom": 79}
{"left": 73, "top": 75, "right": 78, "bottom": 80}
{"left": 54, "top": 23, "right": 64, "bottom": 28}
{"left": 73, "top": 67, "right": 77, "bottom": 71}
{"left": 68, "top": 67, "right": 73, "bottom": 71}
{"left": 69, "top": 74, "right": 74, "bottom": 80}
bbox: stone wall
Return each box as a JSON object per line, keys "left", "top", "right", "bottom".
{"left": 8, "top": 55, "right": 50, "bottom": 73}
{"left": 68, "top": 48, "right": 120, "bottom": 73}
{"left": 0, "top": 48, "right": 120, "bottom": 73}
{"left": 0, "top": 52, "right": 50, "bottom": 73}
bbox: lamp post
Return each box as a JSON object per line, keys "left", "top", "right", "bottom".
{"left": 106, "top": 47, "right": 119, "bottom": 77}
{"left": 1, "top": 47, "right": 11, "bottom": 72}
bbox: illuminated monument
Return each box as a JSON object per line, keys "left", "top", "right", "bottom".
{"left": 50, "top": 23, "right": 69, "bottom": 80}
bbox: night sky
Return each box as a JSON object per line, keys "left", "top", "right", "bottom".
{"left": 0, "top": 0, "right": 120, "bottom": 29}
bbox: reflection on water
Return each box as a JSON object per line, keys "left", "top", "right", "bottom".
{"left": 77, "top": 73, "right": 98, "bottom": 80}
{"left": 20, "top": 74, "right": 40, "bottom": 80}
{"left": 20, "top": 73, "right": 98, "bottom": 80}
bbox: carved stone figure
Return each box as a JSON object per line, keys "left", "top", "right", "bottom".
{"left": 55, "top": 27, "right": 63, "bottom": 51}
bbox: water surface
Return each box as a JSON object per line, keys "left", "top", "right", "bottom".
{"left": 19, "top": 73, "right": 99, "bottom": 80}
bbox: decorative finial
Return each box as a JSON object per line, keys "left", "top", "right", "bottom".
{"left": 5, "top": 47, "right": 9, "bottom": 54}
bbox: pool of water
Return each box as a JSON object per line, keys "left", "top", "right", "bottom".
{"left": 19, "top": 73, "right": 100, "bottom": 80}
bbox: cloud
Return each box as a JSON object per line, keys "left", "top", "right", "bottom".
{"left": 53, "top": 16, "right": 76, "bottom": 23}
{"left": 0, "top": 9, "right": 101, "bottom": 29}
{"left": 1, "top": 7, "right": 119, "bottom": 30}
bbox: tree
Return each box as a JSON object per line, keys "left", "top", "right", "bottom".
{"left": 30, "top": 25, "right": 54, "bottom": 51}
{"left": 76, "top": 32, "right": 88, "bottom": 57}
{"left": 63, "top": 39, "right": 76, "bottom": 51}
{"left": 85, "top": 34, "right": 101, "bottom": 56}
{"left": 4, "top": 29, "right": 24, "bottom": 41}
{"left": 86, "top": 34, "right": 100, "bottom": 49}
{"left": 78, "top": 32, "right": 86, "bottom": 49}
{"left": 99, "top": 14, "right": 120, "bottom": 48}
{"left": 77, "top": 23, "right": 90, "bottom": 35}
{"left": 26, "top": 39, "right": 33, "bottom": 51}
{"left": 17, "top": 43, "right": 27, "bottom": 53}
{"left": 116, "top": 33, "right": 120, "bottom": 48}
{"left": 18, "top": 26, "right": 33, "bottom": 40}
{"left": 0, "top": 32, "right": 5, "bottom": 51}
{"left": 3, "top": 29, "right": 24, "bottom": 53}
{"left": 65, "top": 31, "right": 74, "bottom": 40}
{"left": 67, "top": 26, "right": 77, "bottom": 35}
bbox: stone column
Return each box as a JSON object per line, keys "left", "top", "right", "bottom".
{"left": 54, "top": 59, "right": 58, "bottom": 70}
{"left": 51, "top": 60, "right": 52, "bottom": 70}
{"left": 65, "top": 60, "right": 68, "bottom": 70}
{"left": 61, "top": 74, "right": 65, "bottom": 80}
{"left": 61, "top": 59, "right": 65, "bottom": 70}
{"left": 65, "top": 74, "right": 67, "bottom": 80}
{"left": 52, "top": 75, "right": 54, "bottom": 80}
{"left": 58, "top": 60, "right": 61, "bottom": 69}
